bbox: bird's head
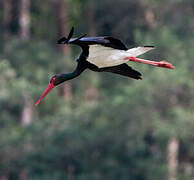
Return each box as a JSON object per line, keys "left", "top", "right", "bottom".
{"left": 49, "top": 74, "right": 64, "bottom": 86}
{"left": 35, "top": 74, "right": 69, "bottom": 106}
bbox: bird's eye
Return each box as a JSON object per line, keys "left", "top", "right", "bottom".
{"left": 50, "top": 77, "right": 56, "bottom": 84}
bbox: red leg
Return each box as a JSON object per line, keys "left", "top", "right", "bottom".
{"left": 124, "top": 57, "right": 174, "bottom": 69}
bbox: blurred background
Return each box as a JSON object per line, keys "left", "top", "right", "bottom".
{"left": 0, "top": 0, "right": 194, "bottom": 179}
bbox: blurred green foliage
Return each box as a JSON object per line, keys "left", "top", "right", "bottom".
{"left": 1, "top": 0, "right": 194, "bottom": 179}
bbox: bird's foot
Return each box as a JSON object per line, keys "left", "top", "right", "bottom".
{"left": 157, "top": 60, "right": 175, "bottom": 69}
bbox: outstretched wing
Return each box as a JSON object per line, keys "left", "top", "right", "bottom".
{"left": 58, "top": 35, "right": 128, "bottom": 51}
{"left": 69, "top": 36, "right": 128, "bottom": 50}
{"left": 101, "top": 63, "right": 142, "bottom": 80}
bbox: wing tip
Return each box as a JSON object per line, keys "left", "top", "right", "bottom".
{"left": 57, "top": 37, "right": 67, "bottom": 44}
{"left": 143, "top": 45, "right": 155, "bottom": 48}
{"left": 136, "top": 74, "right": 142, "bottom": 80}
{"left": 132, "top": 75, "right": 142, "bottom": 80}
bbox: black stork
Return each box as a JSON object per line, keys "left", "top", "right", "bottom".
{"left": 35, "top": 27, "right": 174, "bottom": 105}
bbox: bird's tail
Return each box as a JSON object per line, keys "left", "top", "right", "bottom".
{"left": 126, "top": 46, "right": 155, "bottom": 57}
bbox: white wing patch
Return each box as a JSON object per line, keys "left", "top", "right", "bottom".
{"left": 87, "top": 45, "right": 154, "bottom": 68}
{"left": 87, "top": 45, "right": 125, "bottom": 68}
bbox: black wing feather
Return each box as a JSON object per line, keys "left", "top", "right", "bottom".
{"left": 57, "top": 27, "right": 127, "bottom": 50}
{"left": 104, "top": 37, "right": 128, "bottom": 50}
{"left": 101, "top": 63, "right": 142, "bottom": 80}
{"left": 60, "top": 36, "right": 128, "bottom": 50}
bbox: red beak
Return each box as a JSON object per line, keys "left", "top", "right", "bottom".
{"left": 35, "top": 82, "right": 55, "bottom": 106}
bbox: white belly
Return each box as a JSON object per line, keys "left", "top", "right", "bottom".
{"left": 87, "top": 45, "right": 154, "bottom": 68}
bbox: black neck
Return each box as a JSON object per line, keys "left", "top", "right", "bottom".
{"left": 60, "top": 61, "right": 87, "bottom": 82}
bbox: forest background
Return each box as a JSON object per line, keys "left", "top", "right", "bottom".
{"left": 1, "top": 0, "right": 194, "bottom": 179}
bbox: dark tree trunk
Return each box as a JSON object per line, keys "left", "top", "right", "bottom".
{"left": 83, "top": 1, "right": 100, "bottom": 102}
{"left": 18, "top": 0, "right": 33, "bottom": 125}
{"left": 18, "top": 0, "right": 30, "bottom": 40}
{"left": 144, "top": 8, "right": 156, "bottom": 28}
{"left": 20, "top": 95, "right": 32, "bottom": 179}
{"left": 2, "top": 0, "right": 12, "bottom": 43}
{"left": 20, "top": 94, "right": 33, "bottom": 126}
{"left": 0, "top": 173, "right": 9, "bottom": 180}
{"left": 167, "top": 136, "right": 179, "bottom": 180}
{"left": 56, "top": 0, "right": 72, "bottom": 102}
{"left": 56, "top": 0, "right": 71, "bottom": 55}
{"left": 84, "top": 84, "right": 100, "bottom": 102}
{"left": 87, "top": 0, "right": 96, "bottom": 36}
{"left": 19, "top": 169, "right": 28, "bottom": 180}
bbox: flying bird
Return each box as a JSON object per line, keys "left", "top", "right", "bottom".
{"left": 35, "top": 27, "right": 174, "bottom": 105}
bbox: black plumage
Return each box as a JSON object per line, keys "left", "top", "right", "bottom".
{"left": 57, "top": 27, "right": 142, "bottom": 80}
